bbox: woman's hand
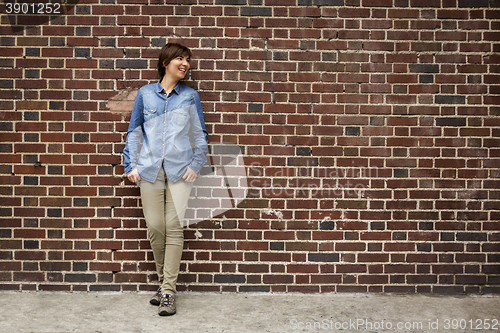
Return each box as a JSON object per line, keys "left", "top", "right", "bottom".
{"left": 182, "top": 166, "right": 197, "bottom": 182}
{"left": 127, "top": 168, "right": 141, "bottom": 183}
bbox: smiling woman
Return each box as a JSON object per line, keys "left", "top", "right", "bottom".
{"left": 122, "top": 43, "right": 209, "bottom": 317}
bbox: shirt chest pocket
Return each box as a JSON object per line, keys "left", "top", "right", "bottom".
{"left": 172, "top": 108, "right": 189, "bottom": 128}
{"left": 143, "top": 107, "right": 157, "bottom": 123}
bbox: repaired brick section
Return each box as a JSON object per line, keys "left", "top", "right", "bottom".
{"left": 0, "top": 1, "right": 498, "bottom": 294}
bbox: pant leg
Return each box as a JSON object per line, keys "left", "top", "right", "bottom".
{"left": 139, "top": 170, "right": 167, "bottom": 286}
{"left": 161, "top": 178, "right": 194, "bottom": 294}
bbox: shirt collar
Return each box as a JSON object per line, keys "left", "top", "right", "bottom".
{"left": 156, "top": 79, "right": 181, "bottom": 96}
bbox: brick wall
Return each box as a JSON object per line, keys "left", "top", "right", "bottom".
{"left": 1, "top": 0, "right": 499, "bottom": 294}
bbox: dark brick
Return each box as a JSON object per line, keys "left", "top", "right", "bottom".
{"left": 25, "top": 134, "right": 39, "bottom": 142}
{"left": 435, "top": 95, "right": 466, "bottom": 104}
{"left": 299, "top": 0, "right": 344, "bottom": 4}
{"left": 392, "top": 232, "right": 407, "bottom": 240}
{"left": 75, "top": 48, "right": 91, "bottom": 58}
{"left": 74, "top": 198, "right": 88, "bottom": 207}
{"left": 241, "top": 7, "right": 272, "bottom": 16}
{"left": 73, "top": 262, "right": 88, "bottom": 271}
{"left": 322, "top": 53, "right": 337, "bottom": 61}
{"left": 456, "top": 232, "right": 487, "bottom": 242}
{"left": 273, "top": 52, "right": 288, "bottom": 61}
{"left": 116, "top": 59, "right": 148, "bottom": 69}
{"left": 419, "top": 75, "right": 434, "bottom": 83}
{"left": 345, "top": 127, "right": 360, "bottom": 136}
{"left": 394, "top": 0, "right": 408, "bottom": 6}
{"left": 482, "top": 265, "right": 500, "bottom": 274}
{"left": 270, "top": 242, "right": 284, "bottom": 251}
{"left": 76, "top": 27, "right": 91, "bottom": 36}
{"left": 417, "top": 243, "right": 431, "bottom": 252}
{"left": 25, "top": 70, "right": 40, "bottom": 79}
{"left": 50, "top": 37, "right": 65, "bottom": 47}
{"left": 436, "top": 118, "right": 467, "bottom": 126}
{"left": 100, "top": 38, "right": 116, "bottom": 47}
{"left": 419, "top": 222, "right": 434, "bottom": 230}
{"left": 439, "top": 254, "right": 454, "bottom": 263}
{"left": 248, "top": 103, "right": 263, "bottom": 113}
{"left": 23, "top": 240, "right": 39, "bottom": 249}
{"left": 49, "top": 101, "right": 64, "bottom": 110}
{"left": 0, "top": 122, "right": 14, "bottom": 131}
{"left": 371, "top": 222, "right": 385, "bottom": 230}
{"left": 394, "top": 169, "right": 408, "bottom": 178}
{"left": 320, "top": 220, "right": 335, "bottom": 230}
{"left": 214, "top": 274, "right": 246, "bottom": 283}
{"left": 0, "top": 144, "right": 12, "bottom": 153}
{"left": 458, "top": 0, "right": 489, "bottom": 7}
{"left": 26, "top": 48, "right": 40, "bottom": 57}
{"left": 0, "top": 230, "right": 12, "bottom": 238}
{"left": 345, "top": 232, "right": 359, "bottom": 240}
{"left": 296, "top": 147, "right": 312, "bottom": 156}
{"left": 409, "top": 64, "right": 439, "bottom": 73}
{"left": 0, "top": 251, "right": 12, "bottom": 259}
{"left": 47, "top": 209, "right": 62, "bottom": 217}
{"left": 215, "top": 0, "right": 247, "bottom": 4}
{"left": 74, "top": 133, "right": 89, "bottom": 142}
{"left": 1, "top": 37, "right": 15, "bottom": 46}
{"left": 488, "top": 254, "right": 500, "bottom": 262}
{"left": 64, "top": 274, "right": 96, "bottom": 283}
{"left": 73, "top": 4, "right": 90, "bottom": 14}
{"left": 24, "top": 176, "right": 38, "bottom": 185}
{"left": 440, "top": 232, "right": 455, "bottom": 241}
{"left": 308, "top": 253, "right": 339, "bottom": 262}
{"left": 151, "top": 38, "right": 167, "bottom": 47}
{"left": 48, "top": 166, "right": 63, "bottom": 175}
{"left": 0, "top": 80, "right": 13, "bottom": 88}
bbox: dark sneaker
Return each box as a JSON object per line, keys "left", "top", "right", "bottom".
{"left": 149, "top": 286, "right": 161, "bottom": 306}
{"left": 158, "top": 293, "right": 176, "bottom": 316}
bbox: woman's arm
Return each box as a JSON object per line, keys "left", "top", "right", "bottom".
{"left": 123, "top": 90, "right": 145, "bottom": 179}
{"left": 186, "top": 91, "right": 209, "bottom": 176}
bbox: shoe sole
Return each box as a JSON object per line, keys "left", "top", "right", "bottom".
{"left": 150, "top": 299, "right": 160, "bottom": 306}
{"left": 158, "top": 310, "right": 176, "bottom": 316}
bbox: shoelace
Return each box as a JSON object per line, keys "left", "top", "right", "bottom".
{"left": 160, "top": 294, "right": 174, "bottom": 306}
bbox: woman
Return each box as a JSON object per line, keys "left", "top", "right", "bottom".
{"left": 123, "top": 43, "right": 209, "bottom": 316}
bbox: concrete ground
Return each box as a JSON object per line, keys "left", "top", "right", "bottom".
{"left": 0, "top": 292, "right": 499, "bottom": 333}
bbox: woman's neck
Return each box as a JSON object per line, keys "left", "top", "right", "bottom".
{"left": 160, "top": 76, "right": 179, "bottom": 95}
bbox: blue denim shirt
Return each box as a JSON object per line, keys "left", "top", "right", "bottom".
{"left": 123, "top": 80, "right": 209, "bottom": 184}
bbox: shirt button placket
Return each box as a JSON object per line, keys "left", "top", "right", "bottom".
{"left": 162, "top": 100, "right": 167, "bottom": 159}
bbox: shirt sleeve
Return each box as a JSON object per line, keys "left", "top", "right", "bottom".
{"left": 123, "top": 90, "right": 144, "bottom": 175}
{"left": 187, "top": 91, "right": 209, "bottom": 175}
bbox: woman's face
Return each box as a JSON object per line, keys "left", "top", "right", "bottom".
{"left": 164, "top": 55, "right": 190, "bottom": 81}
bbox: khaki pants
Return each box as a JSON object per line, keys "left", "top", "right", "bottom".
{"left": 139, "top": 169, "right": 193, "bottom": 294}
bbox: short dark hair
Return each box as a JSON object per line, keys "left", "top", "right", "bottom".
{"left": 157, "top": 43, "right": 192, "bottom": 78}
